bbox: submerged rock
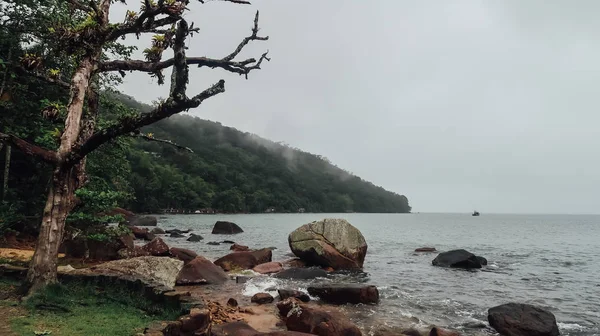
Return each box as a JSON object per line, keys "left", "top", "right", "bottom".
{"left": 432, "top": 249, "right": 482, "bottom": 269}
{"left": 176, "top": 256, "right": 228, "bottom": 285}
{"left": 273, "top": 267, "right": 328, "bottom": 280}
{"left": 187, "top": 233, "right": 204, "bottom": 242}
{"left": 170, "top": 232, "right": 186, "bottom": 238}
{"left": 212, "top": 221, "right": 244, "bottom": 234}
{"left": 488, "top": 303, "right": 559, "bottom": 336}
{"left": 288, "top": 218, "right": 367, "bottom": 270}
{"left": 165, "top": 229, "right": 192, "bottom": 234}
{"left": 207, "top": 241, "right": 221, "bottom": 246}
{"left": 307, "top": 285, "right": 379, "bottom": 305}
{"left": 90, "top": 256, "right": 183, "bottom": 289}
{"left": 415, "top": 247, "right": 437, "bottom": 252}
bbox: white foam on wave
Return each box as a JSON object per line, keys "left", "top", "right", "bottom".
{"left": 242, "top": 277, "right": 282, "bottom": 297}
{"left": 557, "top": 322, "right": 587, "bottom": 331}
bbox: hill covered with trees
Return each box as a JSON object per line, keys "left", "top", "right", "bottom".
{"left": 119, "top": 94, "right": 411, "bottom": 214}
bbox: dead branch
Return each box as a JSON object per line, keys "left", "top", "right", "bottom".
{"left": 0, "top": 133, "right": 58, "bottom": 164}
{"left": 223, "top": 11, "right": 267, "bottom": 61}
{"left": 132, "top": 134, "right": 193, "bottom": 152}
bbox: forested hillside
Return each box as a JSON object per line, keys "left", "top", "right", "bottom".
{"left": 117, "top": 94, "right": 411, "bottom": 214}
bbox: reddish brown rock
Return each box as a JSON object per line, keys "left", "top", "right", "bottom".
{"left": 214, "top": 252, "right": 258, "bottom": 271}
{"left": 307, "top": 285, "right": 379, "bottom": 305}
{"left": 118, "top": 234, "right": 135, "bottom": 250}
{"left": 142, "top": 237, "right": 170, "bottom": 256}
{"left": 278, "top": 289, "right": 310, "bottom": 302}
{"left": 415, "top": 247, "right": 437, "bottom": 252}
{"left": 251, "top": 292, "right": 274, "bottom": 304}
{"left": 169, "top": 247, "right": 198, "bottom": 263}
{"left": 277, "top": 298, "right": 362, "bottom": 336}
{"left": 227, "top": 298, "right": 238, "bottom": 307}
{"left": 253, "top": 262, "right": 283, "bottom": 274}
{"left": 429, "top": 327, "right": 461, "bottom": 336}
{"left": 212, "top": 221, "right": 243, "bottom": 234}
{"left": 230, "top": 243, "right": 250, "bottom": 252}
{"left": 251, "top": 248, "right": 273, "bottom": 264}
{"left": 284, "top": 258, "right": 307, "bottom": 268}
{"left": 211, "top": 322, "right": 314, "bottom": 336}
{"left": 179, "top": 308, "right": 211, "bottom": 335}
{"left": 131, "top": 226, "right": 155, "bottom": 241}
{"left": 176, "top": 256, "right": 228, "bottom": 285}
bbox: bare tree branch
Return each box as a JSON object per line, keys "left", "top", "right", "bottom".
{"left": 73, "top": 80, "right": 225, "bottom": 161}
{"left": 223, "top": 11, "right": 267, "bottom": 61}
{"left": 132, "top": 134, "right": 193, "bottom": 152}
{"left": 0, "top": 133, "right": 58, "bottom": 164}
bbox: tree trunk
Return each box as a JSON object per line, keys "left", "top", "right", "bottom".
{"left": 25, "top": 167, "right": 78, "bottom": 293}
{"left": 1, "top": 144, "right": 10, "bottom": 202}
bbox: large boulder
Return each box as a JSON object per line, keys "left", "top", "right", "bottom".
{"left": 212, "top": 221, "right": 244, "bottom": 234}
{"left": 253, "top": 262, "right": 283, "bottom": 274}
{"left": 488, "top": 303, "right": 559, "bottom": 336}
{"left": 169, "top": 247, "right": 198, "bottom": 263}
{"left": 129, "top": 216, "right": 158, "bottom": 227}
{"left": 142, "top": 237, "right": 170, "bottom": 256}
{"left": 288, "top": 218, "right": 367, "bottom": 270}
{"left": 90, "top": 256, "right": 183, "bottom": 288}
{"left": 176, "top": 256, "right": 228, "bottom": 285}
{"left": 277, "top": 298, "right": 362, "bottom": 336}
{"left": 214, "top": 252, "right": 258, "bottom": 271}
{"left": 307, "top": 285, "right": 379, "bottom": 305}
{"left": 274, "top": 267, "right": 328, "bottom": 280}
{"left": 432, "top": 249, "right": 482, "bottom": 269}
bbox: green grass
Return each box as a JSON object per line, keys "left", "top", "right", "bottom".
{"left": 8, "top": 281, "right": 182, "bottom": 336}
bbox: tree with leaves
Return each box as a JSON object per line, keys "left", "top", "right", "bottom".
{"left": 0, "top": 0, "right": 268, "bottom": 293}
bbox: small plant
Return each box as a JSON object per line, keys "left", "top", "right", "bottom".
{"left": 125, "top": 10, "right": 138, "bottom": 23}
{"left": 19, "top": 53, "right": 43, "bottom": 71}
{"left": 47, "top": 68, "right": 60, "bottom": 79}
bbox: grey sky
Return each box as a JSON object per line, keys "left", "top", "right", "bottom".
{"left": 112, "top": 1, "right": 600, "bottom": 214}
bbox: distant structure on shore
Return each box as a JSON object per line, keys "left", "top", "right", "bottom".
{"left": 472, "top": 211, "right": 480, "bottom": 216}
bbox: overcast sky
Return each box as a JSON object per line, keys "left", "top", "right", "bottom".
{"left": 112, "top": 1, "right": 600, "bottom": 214}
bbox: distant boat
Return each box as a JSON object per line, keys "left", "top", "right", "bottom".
{"left": 472, "top": 211, "right": 480, "bottom": 216}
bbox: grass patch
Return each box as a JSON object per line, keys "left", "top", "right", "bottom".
{"left": 9, "top": 281, "right": 182, "bottom": 336}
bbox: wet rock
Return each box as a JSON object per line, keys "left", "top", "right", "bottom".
{"left": 307, "top": 285, "right": 379, "bottom": 305}
{"left": 227, "top": 298, "right": 238, "bottom": 307}
{"left": 90, "top": 256, "right": 183, "bottom": 289}
{"left": 176, "top": 256, "right": 228, "bottom": 285}
{"left": 165, "top": 229, "right": 192, "bottom": 234}
{"left": 253, "top": 261, "right": 283, "bottom": 274}
{"left": 476, "top": 256, "right": 488, "bottom": 266}
{"left": 169, "top": 247, "right": 198, "bottom": 263}
{"left": 212, "top": 221, "right": 244, "bottom": 234}
{"left": 288, "top": 218, "right": 368, "bottom": 270}
{"left": 170, "top": 232, "right": 186, "bottom": 238}
{"left": 251, "top": 292, "right": 274, "bottom": 304}
{"left": 131, "top": 226, "right": 155, "bottom": 241}
{"left": 278, "top": 289, "right": 310, "bottom": 302}
{"left": 236, "top": 276, "right": 251, "bottom": 284}
{"left": 284, "top": 258, "right": 307, "bottom": 268}
{"left": 273, "top": 267, "right": 328, "bottom": 280}
{"left": 214, "top": 252, "right": 258, "bottom": 271}
{"left": 432, "top": 249, "right": 482, "bottom": 269}
{"left": 150, "top": 227, "right": 165, "bottom": 234}
{"left": 488, "top": 303, "right": 559, "bottom": 336}
{"left": 429, "top": 327, "right": 460, "bottom": 336}
{"left": 277, "top": 298, "right": 362, "bottom": 336}
{"left": 222, "top": 240, "right": 235, "bottom": 244}
{"left": 130, "top": 216, "right": 158, "bottom": 227}
{"left": 179, "top": 308, "right": 211, "bottom": 335}
{"left": 230, "top": 243, "right": 250, "bottom": 251}
{"left": 415, "top": 247, "right": 437, "bottom": 252}
{"left": 207, "top": 241, "right": 221, "bottom": 245}
{"left": 142, "top": 237, "right": 170, "bottom": 256}
{"left": 374, "top": 327, "right": 420, "bottom": 336}
{"left": 187, "top": 233, "right": 204, "bottom": 242}
{"left": 251, "top": 248, "right": 273, "bottom": 264}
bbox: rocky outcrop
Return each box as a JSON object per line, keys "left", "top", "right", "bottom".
{"left": 176, "top": 256, "right": 228, "bottom": 285}
{"left": 253, "top": 262, "right": 283, "bottom": 274}
{"left": 187, "top": 234, "right": 203, "bottom": 242}
{"left": 169, "top": 247, "right": 198, "bottom": 263}
{"left": 90, "top": 256, "right": 183, "bottom": 289}
{"left": 230, "top": 243, "right": 250, "bottom": 251}
{"left": 288, "top": 218, "right": 367, "bottom": 270}
{"left": 131, "top": 226, "right": 156, "bottom": 241}
{"left": 432, "top": 249, "right": 483, "bottom": 269}
{"left": 278, "top": 289, "right": 310, "bottom": 302}
{"left": 142, "top": 237, "right": 170, "bottom": 256}
{"left": 251, "top": 248, "right": 273, "bottom": 264}
{"left": 488, "top": 303, "right": 559, "bottom": 336}
{"left": 307, "top": 285, "right": 379, "bottom": 305}
{"left": 130, "top": 216, "right": 158, "bottom": 227}
{"left": 214, "top": 252, "right": 258, "bottom": 271}
{"left": 251, "top": 292, "right": 274, "bottom": 304}
{"left": 277, "top": 298, "right": 362, "bottom": 336}
{"left": 212, "top": 221, "right": 244, "bottom": 234}
{"left": 273, "top": 267, "right": 328, "bottom": 280}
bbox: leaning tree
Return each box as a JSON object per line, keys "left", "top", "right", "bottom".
{"left": 0, "top": 0, "right": 269, "bottom": 293}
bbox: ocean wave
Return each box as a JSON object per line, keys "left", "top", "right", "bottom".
{"left": 241, "top": 277, "right": 282, "bottom": 297}
{"left": 557, "top": 322, "right": 588, "bottom": 331}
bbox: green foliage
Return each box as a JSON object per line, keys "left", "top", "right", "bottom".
{"left": 86, "top": 225, "right": 130, "bottom": 242}
{"left": 10, "top": 281, "right": 181, "bottom": 336}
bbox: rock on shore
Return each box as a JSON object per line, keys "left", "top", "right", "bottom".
{"left": 488, "top": 303, "right": 559, "bottom": 336}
